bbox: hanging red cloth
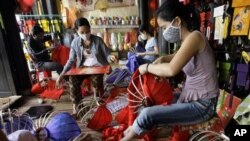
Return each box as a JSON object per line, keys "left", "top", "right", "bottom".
{"left": 51, "top": 45, "right": 70, "bottom": 66}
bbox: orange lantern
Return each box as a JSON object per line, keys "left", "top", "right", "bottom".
{"left": 17, "top": 0, "right": 34, "bottom": 12}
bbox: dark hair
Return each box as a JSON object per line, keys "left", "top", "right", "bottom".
{"left": 139, "top": 25, "right": 154, "bottom": 36}
{"left": 156, "top": 0, "right": 200, "bottom": 31}
{"left": 32, "top": 25, "right": 44, "bottom": 35}
{"left": 74, "top": 17, "right": 91, "bottom": 30}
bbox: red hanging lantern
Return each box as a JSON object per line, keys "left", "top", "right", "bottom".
{"left": 17, "top": 0, "right": 34, "bottom": 12}
{"left": 149, "top": 0, "right": 158, "bottom": 11}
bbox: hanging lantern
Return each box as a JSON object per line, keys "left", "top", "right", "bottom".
{"left": 149, "top": 0, "right": 158, "bottom": 11}
{"left": 17, "top": 0, "right": 34, "bottom": 12}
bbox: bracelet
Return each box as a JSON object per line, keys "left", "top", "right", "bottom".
{"left": 146, "top": 63, "right": 150, "bottom": 73}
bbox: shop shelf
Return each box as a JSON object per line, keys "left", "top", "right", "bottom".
{"left": 91, "top": 25, "right": 139, "bottom": 29}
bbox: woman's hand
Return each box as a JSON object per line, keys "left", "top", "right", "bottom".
{"left": 56, "top": 75, "right": 63, "bottom": 88}
{"left": 139, "top": 64, "right": 148, "bottom": 75}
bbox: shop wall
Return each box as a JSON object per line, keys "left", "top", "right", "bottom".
{"left": 80, "top": 5, "right": 138, "bottom": 19}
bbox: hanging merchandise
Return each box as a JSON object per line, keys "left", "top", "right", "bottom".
{"left": 40, "top": 18, "right": 50, "bottom": 33}
{"left": 232, "top": 0, "right": 250, "bottom": 8}
{"left": 234, "top": 94, "right": 250, "bottom": 125}
{"left": 236, "top": 64, "right": 249, "bottom": 87}
{"left": 223, "top": 17, "right": 230, "bottom": 39}
{"left": 111, "top": 32, "right": 118, "bottom": 51}
{"left": 45, "top": 0, "right": 59, "bottom": 15}
{"left": 26, "top": 19, "right": 36, "bottom": 33}
{"left": 130, "top": 29, "right": 138, "bottom": 45}
{"left": 104, "top": 31, "right": 110, "bottom": 48}
{"left": 40, "top": 0, "right": 48, "bottom": 14}
{"left": 230, "top": 7, "right": 250, "bottom": 36}
{"left": 149, "top": 0, "right": 158, "bottom": 11}
{"left": 216, "top": 89, "right": 241, "bottom": 129}
{"left": 179, "top": 0, "right": 190, "bottom": 5}
{"left": 117, "top": 32, "right": 123, "bottom": 44}
{"left": 218, "top": 62, "right": 231, "bottom": 85}
{"left": 36, "top": 0, "right": 43, "bottom": 15}
{"left": 249, "top": 29, "right": 250, "bottom": 39}
{"left": 17, "top": 0, "right": 34, "bottom": 13}
{"left": 118, "top": 43, "right": 124, "bottom": 51}
{"left": 213, "top": 5, "right": 227, "bottom": 41}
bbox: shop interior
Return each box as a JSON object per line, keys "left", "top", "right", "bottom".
{"left": 0, "top": 0, "right": 250, "bottom": 140}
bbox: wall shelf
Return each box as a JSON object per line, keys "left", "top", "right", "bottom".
{"left": 91, "top": 25, "right": 139, "bottom": 29}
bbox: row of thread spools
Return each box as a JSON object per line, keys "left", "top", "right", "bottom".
{"left": 97, "top": 30, "right": 138, "bottom": 51}
{"left": 89, "top": 16, "right": 140, "bottom": 26}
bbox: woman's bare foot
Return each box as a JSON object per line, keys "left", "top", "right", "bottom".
{"left": 121, "top": 126, "right": 138, "bottom": 141}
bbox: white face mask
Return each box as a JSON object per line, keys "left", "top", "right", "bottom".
{"left": 162, "top": 19, "right": 181, "bottom": 43}
{"left": 78, "top": 33, "right": 90, "bottom": 41}
{"left": 140, "top": 33, "right": 147, "bottom": 40}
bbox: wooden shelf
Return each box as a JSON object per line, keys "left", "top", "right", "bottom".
{"left": 91, "top": 25, "right": 139, "bottom": 29}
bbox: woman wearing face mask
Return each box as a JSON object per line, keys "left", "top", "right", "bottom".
{"left": 121, "top": 0, "right": 219, "bottom": 140}
{"left": 56, "top": 17, "right": 117, "bottom": 115}
{"left": 137, "top": 26, "right": 159, "bottom": 63}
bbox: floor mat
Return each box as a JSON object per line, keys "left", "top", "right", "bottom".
{"left": 24, "top": 105, "right": 53, "bottom": 120}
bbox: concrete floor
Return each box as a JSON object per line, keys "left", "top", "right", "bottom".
{"left": 9, "top": 93, "right": 171, "bottom": 141}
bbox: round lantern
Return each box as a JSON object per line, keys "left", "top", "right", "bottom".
{"left": 17, "top": 0, "right": 34, "bottom": 12}
{"left": 149, "top": 0, "right": 158, "bottom": 11}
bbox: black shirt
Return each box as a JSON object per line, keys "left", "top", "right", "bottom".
{"left": 28, "top": 35, "right": 52, "bottom": 62}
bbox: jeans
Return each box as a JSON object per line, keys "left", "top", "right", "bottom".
{"left": 38, "top": 61, "right": 63, "bottom": 74}
{"left": 132, "top": 97, "right": 218, "bottom": 135}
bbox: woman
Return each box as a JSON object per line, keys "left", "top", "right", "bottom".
{"left": 137, "top": 26, "right": 159, "bottom": 63}
{"left": 121, "top": 0, "right": 219, "bottom": 140}
{"left": 56, "top": 17, "right": 116, "bottom": 114}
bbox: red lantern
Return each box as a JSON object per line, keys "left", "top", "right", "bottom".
{"left": 149, "top": 0, "right": 158, "bottom": 11}
{"left": 17, "top": 0, "right": 34, "bottom": 12}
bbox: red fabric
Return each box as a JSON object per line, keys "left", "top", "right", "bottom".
{"left": 167, "top": 126, "right": 189, "bottom": 141}
{"left": 105, "top": 87, "right": 127, "bottom": 103}
{"left": 102, "top": 124, "right": 127, "bottom": 141}
{"left": 115, "top": 106, "right": 129, "bottom": 125}
{"left": 31, "top": 83, "right": 45, "bottom": 94}
{"left": 51, "top": 45, "right": 70, "bottom": 66}
{"left": 87, "top": 105, "right": 113, "bottom": 131}
{"left": 128, "top": 70, "right": 174, "bottom": 125}
{"left": 40, "top": 80, "right": 64, "bottom": 100}
{"left": 81, "top": 79, "right": 93, "bottom": 96}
